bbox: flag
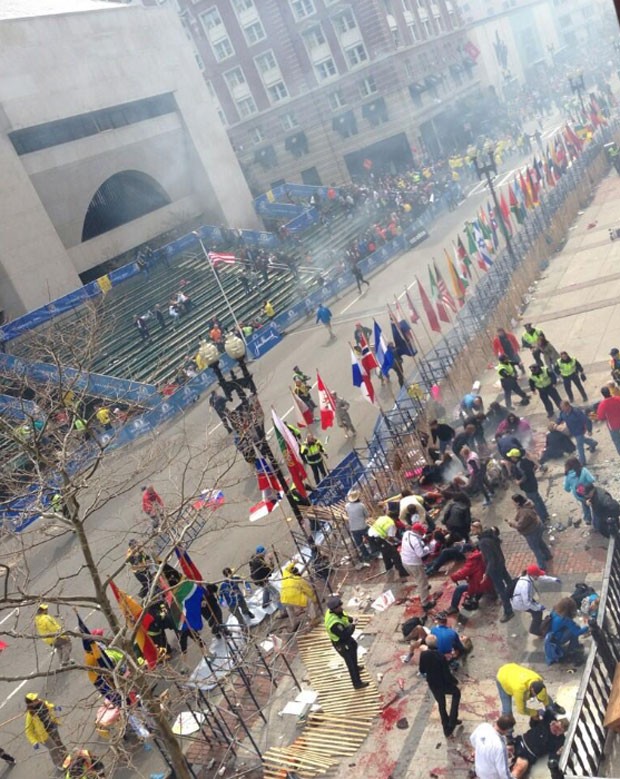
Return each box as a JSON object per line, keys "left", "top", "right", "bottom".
{"left": 357, "top": 331, "right": 380, "bottom": 374}
{"left": 499, "top": 191, "right": 513, "bottom": 235}
{"left": 416, "top": 276, "right": 441, "bottom": 333}
{"left": 564, "top": 123, "right": 583, "bottom": 153}
{"left": 174, "top": 547, "right": 203, "bottom": 581}
{"left": 519, "top": 171, "right": 533, "bottom": 210}
{"left": 429, "top": 266, "right": 450, "bottom": 322}
{"left": 434, "top": 260, "right": 457, "bottom": 312}
{"left": 192, "top": 489, "right": 225, "bottom": 511}
{"left": 446, "top": 250, "right": 466, "bottom": 306}
{"left": 527, "top": 167, "right": 540, "bottom": 205}
{"left": 351, "top": 348, "right": 375, "bottom": 405}
{"left": 393, "top": 295, "right": 407, "bottom": 323}
{"left": 78, "top": 613, "right": 118, "bottom": 701}
{"left": 388, "top": 305, "right": 417, "bottom": 357}
{"left": 316, "top": 371, "right": 336, "bottom": 430}
{"left": 172, "top": 580, "right": 205, "bottom": 631}
{"left": 207, "top": 251, "right": 237, "bottom": 265}
{"left": 373, "top": 320, "right": 395, "bottom": 376}
{"left": 404, "top": 289, "right": 420, "bottom": 324}
{"left": 291, "top": 389, "right": 314, "bottom": 427}
{"left": 255, "top": 457, "right": 282, "bottom": 494}
{"left": 249, "top": 496, "right": 282, "bottom": 522}
{"left": 509, "top": 183, "right": 525, "bottom": 224}
{"left": 456, "top": 237, "right": 472, "bottom": 279}
{"left": 473, "top": 222, "right": 493, "bottom": 270}
{"left": 109, "top": 581, "right": 159, "bottom": 668}
{"left": 271, "top": 407, "right": 308, "bottom": 497}
{"left": 487, "top": 202, "right": 499, "bottom": 250}
{"left": 466, "top": 223, "right": 477, "bottom": 258}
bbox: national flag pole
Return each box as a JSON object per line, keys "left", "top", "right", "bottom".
{"left": 193, "top": 232, "right": 247, "bottom": 347}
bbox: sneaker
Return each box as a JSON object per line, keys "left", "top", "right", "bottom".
{"left": 422, "top": 600, "right": 436, "bottom": 611}
{"left": 588, "top": 442, "right": 599, "bottom": 453}
{"left": 482, "top": 499, "right": 491, "bottom": 507}
{"left": 402, "top": 653, "right": 413, "bottom": 664}
{"left": 499, "top": 611, "right": 515, "bottom": 623}
{"left": 354, "top": 681, "right": 370, "bottom": 689}
{"left": 551, "top": 702, "right": 566, "bottom": 715}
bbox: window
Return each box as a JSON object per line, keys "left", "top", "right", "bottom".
{"left": 237, "top": 96, "right": 258, "bottom": 117}
{"left": 333, "top": 9, "right": 357, "bottom": 34}
{"left": 232, "top": 0, "right": 254, "bottom": 10}
{"left": 250, "top": 126, "right": 264, "bottom": 144}
{"left": 346, "top": 44, "right": 368, "bottom": 67}
{"left": 267, "top": 82, "right": 289, "bottom": 103}
{"left": 328, "top": 90, "right": 346, "bottom": 110}
{"left": 194, "top": 53, "right": 205, "bottom": 71}
{"left": 200, "top": 7, "right": 223, "bottom": 32}
{"left": 408, "top": 21, "right": 420, "bottom": 41}
{"left": 243, "top": 20, "right": 266, "bottom": 45}
{"left": 423, "top": 19, "right": 433, "bottom": 37}
{"left": 303, "top": 26, "right": 326, "bottom": 50}
{"left": 213, "top": 38, "right": 234, "bottom": 62}
{"left": 359, "top": 76, "right": 377, "bottom": 97}
{"left": 224, "top": 67, "right": 246, "bottom": 89}
{"left": 280, "top": 112, "right": 299, "bottom": 130}
{"left": 255, "top": 50, "right": 277, "bottom": 74}
{"left": 290, "top": 0, "right": 315, "bottom": 20}
{"left": 316, "top": 58, "right": 337, "bottom": 80}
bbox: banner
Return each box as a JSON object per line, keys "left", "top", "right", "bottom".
{"left": 246, "top": 322, "right": 283, "bottom": 359}
{"left": 311, "top": 451, "right": 366, "bottom": 505}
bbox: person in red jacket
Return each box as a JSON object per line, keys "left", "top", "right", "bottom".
{"left": 597, "top": 386, "right": 620, "bottom": 456}
{"left": 492, "top": 328, "right": 525, "bottom": 374}
{"left": 447, "top": 548, "right": 495, "bottom": 613}
{"left": 141, "top": 485, "right": 164, "bottom": 529}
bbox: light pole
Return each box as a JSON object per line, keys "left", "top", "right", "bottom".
{"left": 569, "top": 73, "right": 586, "bottom": 116}
{"left": 472, "top": 152, "right": 519, "bottom": 267}
{"left": 202, "top": 334, "right": 306, "bottom": 532}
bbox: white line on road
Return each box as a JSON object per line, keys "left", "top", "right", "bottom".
{"left": 0, "top": 680, "right": 27, "bottom": 711}
{"left": 0, "top": 608, "right": 18, "bottom": 626}
{"left": 339, "top": 294, "right": 363, "bottom": 315}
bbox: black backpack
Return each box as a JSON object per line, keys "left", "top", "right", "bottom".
{"left": 571, "top": 582, "right": 596, "bottom": 608}
{"left": 507, "top": 576, "right": 520, "bottom": 599}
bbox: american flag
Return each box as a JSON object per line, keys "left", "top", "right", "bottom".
{"left": 207, "top": 251, "right": 237, "bottom": 265}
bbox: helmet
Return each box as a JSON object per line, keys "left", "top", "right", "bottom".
{"left": 25, "top": 693, "right": 38, "bottom": 702}
{"left": 506, "top": 448, "right": 522, "bottom": 458}
{"left": 255, "top": 545, "right": 266, "bottom": 554}
{"left": 37, "top": 603, "right": 49, "bottom": 611}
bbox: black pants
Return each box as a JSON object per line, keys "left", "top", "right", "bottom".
{"left": 528, "top": 609, "right": 544, "bottom": 636}
{"left": 309, "top": 460, "right": 327, "bottom": 484}
{"left": 486, "top": 565, "right": 513, "bottom": 616}
{"left": 563, "top": 374, "right": 587, "bottom": 402}
{"left": 501, "top": 377, "right": 528, "bottom": 408}
{"left": 538, "top": 386, "right": 562, "bottom": 417}
{"left": 179, "top": 628, "right": 207, "bottom": 654}
{"left": 376, "top": 538, "right": 409, "bottom": 577}
{"left": 429, "top": 683, "right": 461, "bottom": 735}
{"left": 134, "top": 571, "right": 152, "bottom": 598}
{"left": 0, "top": 748, "right": 14, "bottom": 764}
{"left": 333, "top": 639, "right": 362, "bottom": 687}
{"left": 202, "top": 602, "right": 225, "bottom": 638}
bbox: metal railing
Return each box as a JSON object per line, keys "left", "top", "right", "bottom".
{"left": 559, "top": 535, "right": 620, "bottom": 777}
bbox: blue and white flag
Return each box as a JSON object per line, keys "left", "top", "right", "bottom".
{"left": 374, "top": 320, "right": 394, "bottom": 376}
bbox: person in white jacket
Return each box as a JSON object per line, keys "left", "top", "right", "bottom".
{"left": 511, "top": 564, "right": 560, "bottom": 637}
{"left": 470, "top": 715, "right": 515, "bottom": 779}
{"left": 400, "top": 523, "right": 434, "bottom": 608}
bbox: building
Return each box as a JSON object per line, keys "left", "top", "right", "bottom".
{"left": 0, "top": 0, "right": 258, "bottom": 318}
{"left": 170, "top": 0, "right": 486, "bottom": 193}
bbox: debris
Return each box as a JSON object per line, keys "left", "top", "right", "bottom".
{"left": 396, "top": 717, "right": 409, "bottom": 729}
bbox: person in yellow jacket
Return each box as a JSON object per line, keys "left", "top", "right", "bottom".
{"left": 34, "top": 605, "right": 76, "bottom": 668}
{"left": 24, "top": 693, "right": 66, "bottom": 769}
{"left": 62, "top": 748, "right": 105, "bottom": 778}
{"left": 496, "top": 663, "right": 563, "bottom": 719}
{"left": 280, "top": 562, "right": 319, "bottom": 630}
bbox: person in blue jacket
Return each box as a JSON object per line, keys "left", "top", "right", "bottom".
{"left": 315, "top": 304, "right": 334, "bottom": 339}
{"left": 563, "top": 456, "right": 595, "bottom": 525}
{"left": 544, "top": 596, "right": 589, "bottom": 666}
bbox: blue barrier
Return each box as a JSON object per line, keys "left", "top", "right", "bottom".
{"left": 246, "top": 322, "right": 283, "bottom": 359}
{"left": 312, "top": 451, "right": 365, "bottom": 505}
{"left": 0, "top": 394, "right": 41, "bottom": 421}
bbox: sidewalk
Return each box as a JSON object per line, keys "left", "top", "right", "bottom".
{"left": 295, "top": 172, "right": 620, "bottom": 779}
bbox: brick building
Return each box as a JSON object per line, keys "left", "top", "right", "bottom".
{"left": 171, "top": 0, "right": 485, "bottom": 193}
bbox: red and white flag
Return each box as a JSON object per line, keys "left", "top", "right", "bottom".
{"left": 291, "top": 389, "right": 314, "bottom": 427}
{"left": 405, "top": 289, "right": 420, "bottom": 324}
{"left": 271, "top": 407, "right": 308, "bottom": 497}
{"left": 207, "top": 251, "right": 237, "bottom": 265}
{"left": 316, "top": 371, "right": 336, "bottom": 430}
{"left": 357, "top": 332, "right": 380, "bottom": 375}
{"left": 250, "top": 456, "right": 283, "bottom": 522}
{"left": 249, "top": 496, "right": 281, "bottom": 522}
{"left": 351, "top": 348, "right": 376, "bottom": 405}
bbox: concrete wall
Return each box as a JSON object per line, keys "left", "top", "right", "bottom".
{"left": 0, "top": 3, "right": 259, "bottom": 318}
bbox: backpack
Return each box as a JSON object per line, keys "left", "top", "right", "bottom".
{"left": 507, "top": 576, "right": 520, "bottom": 599}
{"left": 570, "top": 583, "right": 596, "bottom": 608}
{"left": 539, "top": 613, "right": 552, "bottom": 637}
{"left": 402, "top": 616, "right": 426, "bottom": 639}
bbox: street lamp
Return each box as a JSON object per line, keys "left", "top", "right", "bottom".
{"left": 206, "top": 334, "right": 305, "bottom": 531}
{"left": 472, "top": 152, "right": 519, "bottom": 266}
{"left": 568, "top": 73, "right": 586, "bottom": 115}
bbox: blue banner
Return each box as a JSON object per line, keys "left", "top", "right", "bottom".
{"left": 246, "top": 322, "right": 283, "bottom": 359}
{"left": 312, "top": 451, "right": 366, "bottom": 505}
{"left": 0, "top": 394, "right": 40, "bottom": 421}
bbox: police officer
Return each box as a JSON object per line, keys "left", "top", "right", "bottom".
{"left": 368, "top": 511, "right": 409, "bottom": 578}
{"left": 125, "top": 540, "right": 154, "bottom": 599}
{"left": 555, "top": 351, "right": 587, "bottom": 403}
{"left": 324, "top": 596, "right": 369, "bottom": 690}
{"left": 301, "top": 434, "right": 327, "bottom": 485}
{"left": 528, "top": 365, "right": 562, "bottom": 418}
{"left": 521, "top": 324, "right": 543, "bottom": 367}
{"left": 496, "top": 354, "right": 530, "bottom": 409}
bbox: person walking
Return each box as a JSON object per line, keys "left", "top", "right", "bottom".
{"left": 478, "top": 527, "right": 514, "bottom": 622}
{"left": 152, "top": 304, "right": 166, "bottom": 331}
{"left": 125, "top": 540, "right": 154, "bottom": 599}
{"left": 528, "top": 365, "right": 562, "bottom": 418}
{"left": 34, "top": 605, "right": 76, "bottom": 669}
{"left": 280, "top": 562, "right": 319, "bottom": 629}
{"left": 469, "top": 715, "right": 516, "bottom": 779}
{"left": 293, "top": 376, "right": 317, "bottom": 414}
{"left": 400, "top": 523, "right": 435, "bottom": 609}
{"left": 134, "top": 315, "right": 151, "bottom": 342}
{"left": 301, "top": 434, "right": 328, "bottom": 484}
{"left": 555, "top": 351, "right": 588, "bottom": 402}
{"left": 496, "top": 354, "right": 529, "bottom": 409}
{"left": 324, "top": 596, "right": 368, "bottom": 689}
{"left": 537, "top": 334, "right": 560, "bottom": 372}
{"left": 24, "top": 693, "right": 66, "bottom": 770}
{"left": 219, "top": 568, "right": 255, "bottom": 625}
{"left": 596, "top": 386, "right": 620, "bottom": 455}
{"left": 350, "top": 263, "right": 370, "bottom": 293}
{"left": 521, "top": 323, "right": 544, "bottom": 366}
{"left": 368, "top": 512, "right": 409, "bottom": 579}
{"left": 332, "top": 392, "right": 356, "bottom": 437}
{"left": 492, "top": 328, "right": 525, "bottom": 373}
{"left": 510, "top": 565, "right": 558, "bottom": 636}
{"left": 505, "top": 449, "right": 549, "bottom": 522}
{"left": 345, "top": 489, "right": 372, "bottom": 564}
{"left": 495, "top": 663, "right": 554, "bottom": 717}
{"left": 141, "top": 485, "right": 164, "bottom": 529}
{"left": 509, "top": 496, "right": 553, "bottom": 570}
{"left": 564, "top": 456, "right": 596, "bottom": 525}
{"left": 201, "top": 583, "right": 231, "bottom": 640}
{"left": 429, "top": 419, "right": 455, "bottom": 454}
{"left": 316, "top": 304, "right": 335, "bottom": 339}
{"left": 419, "top": 634, "right": 462, "bottom": 737}
{"left": 557, "top": 400, "right": 598, "bottom": 465}
{"left": 249, "top": 546, "right": 281, "bottom": 610}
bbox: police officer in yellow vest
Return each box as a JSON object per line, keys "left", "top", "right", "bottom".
{"left": 521, "top": 324, "right": 543, "bottom": 367}
{"left": 496, "top": 354, "right": 530, "bottom": 409}
{"left": 301, "top": 434, "right": 327, "bottom": 485}
{"left": 368, "top": 511, "right": 409, "bottom": 578}
{"left": 324, "top": 596, "right": 369, "bottom": 690}
{"left": 555, "top": 351, "right": 588, "bottom": 403}
{"left": 528, "top": 364, "right": 562, "bottom": 418}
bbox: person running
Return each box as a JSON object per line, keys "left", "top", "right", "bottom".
{"left": 496, "top": 354, "right": 529, "bottom": 409}
{"left": 324, "top": 596, "right": 368, "bottom": 689}
{"left": 555, "top": 351, "right": 588, "bottom": 402}
{"left": 419, "top": 634, "right": 462, "bottom": 737}
{"left": 350, "top": 263, "right": 370, "bottom": 293}
{"left": 316, "top": 304, "right": 335, "bottom": 339}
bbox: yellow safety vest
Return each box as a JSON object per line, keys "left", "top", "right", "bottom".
{"left": 324, "top": 610, "right": 352, "bottom": 643}
{"left": 557, "top": 357, "right": 577, "bottom": 377}
{"left": 371, "top": 515, "right": 394, "bottom": 539}
{"left": 530, "top": 368, "right": 553, "bottom": 389}
{"left": 302, "top": 443, "right": 324, "bottom": 464}
{"left": 522, "top": 329, "right": 541, "bottom": 347}
{"left": 497, "top": 362, "right": 516, "bottom": 378}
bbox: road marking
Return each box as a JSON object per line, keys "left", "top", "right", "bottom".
{"left": 0, "top": 680, "right": 27, "bottom": 711}
{"left": 339, "top": 294, "right": 362, "bottom": 315}
{"left": 0, "top": 608, "right": 18, "bottom": 626}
